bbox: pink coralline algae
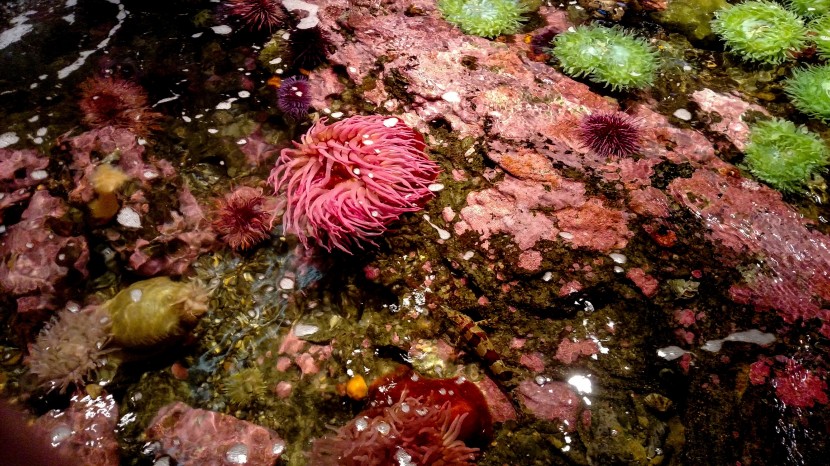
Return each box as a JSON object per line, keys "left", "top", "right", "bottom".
{"left": 626, "top": 267, "right": 660, "bottom": 298}
{"left": 146, "top": 402, "right": 286, "bottom": 466}
{"left": 309, "top": 396, "right": 479, "bottom": 465}
{"left": 33, "top": 393, "right": 120, "bottom": 466}
{"left": 66, "top": 126, "right": 172, "bottom": 204}
{"left": 773, "top": 359, "right": 829, "bottom": 409}
{"left": 127, "top": 187, "right": 217, "bottom": 276}
{"left": 555, "top": 338, "right": 600, "bottom": 365}
{"left": 670, "top": 169, "right": 830, "bottom": 324}
{"left": 555, "top": 199, "right": 632, "bottom": 252}
{"left": 0, "top": 148, "right": 48, "bottom": 222}
{"left": 269, "top": 115, "right": 440, "bottom": 252}
{"left": 517, "top": 379, "right": 582, "bottom": 432}
{"left": 454, "top": 176, "right": 584, "bottom": 251}
{"left": 26, "top": 304, "right": 112, "bottom": 393}
{"left": 212, "top": 186, "right": 273, "bottom": 251}
{"left": 0, "top": 191, "right": 89, "bottom": 313}
{"left": 690, "top": 88, "right": 769, "bottom": 152}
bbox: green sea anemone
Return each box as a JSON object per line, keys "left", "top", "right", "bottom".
{"left": 551, "top": 25, "right": 659, "bottom": 91}
{"left": 711, "top": 1, "right": 807, "bottom": 64}
{"left": 223, "top": 367, "right": 267, "bottom": 407}
{"left": 810, "top": 15, "right": 830, "bottom": 58}
{"left": 438, "top": 0, "right": 529, "bottom": 39}
{"left": 743, "top": 119, "right": 830, "bottom": 193}
{"left": 784, "top": 64, "right": 830, "bottom": 122}
{"left": 787, "top": 0, "right": 830, "bottom": 18}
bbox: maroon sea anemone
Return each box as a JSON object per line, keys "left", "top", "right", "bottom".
{"left": 577, "top": 111, "right": 642, "bottom": 158}
{"left": 226, "top": 0, "right": 286, "bottom": 32}
{"left": 309, "top": 396, "right": 478, "bottom": 465}
{"left": 78, "top": 76, "right": 161, "bottom": 136}
{"left": 26, "top": 305, "right": 113, "bottom": 393}
{"left": 277, "top": 76, "right": 311, "bottom": 121}
{"left": 268, "top": 115, "right": 440, "bottom": 253}
{"left": 212, "top": 186, "right": 272, "bottom": 251}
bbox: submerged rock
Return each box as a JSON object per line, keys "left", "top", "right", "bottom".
{"left": 145, "top": 402, "right": 286, "bottom": 466}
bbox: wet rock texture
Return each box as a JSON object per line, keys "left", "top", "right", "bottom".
{"left": 145, "top": 402, "right": 285, "bottom": 466}
{"left": 33, "top": 393, "right": 120, "bottom": 466}
{"left": 1, "top": 0, "right": 829, "bottom": 465}
{"left": 308, "top": 0, "right": 830, "bottom": 464}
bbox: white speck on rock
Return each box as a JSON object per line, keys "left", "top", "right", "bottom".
{"left": 117, "top": 207, "right": 141, "bottom": 228}
{"left": 30, "top": 169, "right": 48, "bottom": 180}
{"left": 211, "top": 25, "right": 232, "bottom": 35}
{"left": 441, "top": 91, "right": 461, "bottom": 103}
{"left": 609, "top": 253, "right": 627, "bottom": 264}
{"left": 673, "top": 108, "right": 692, "bottom": 121}
{"left": 0, "top": 132, "right": 20, "bottom": 148}
{"left": 293, "top": 323, "right": 319, "bottom": 337}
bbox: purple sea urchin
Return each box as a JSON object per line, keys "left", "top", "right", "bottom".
{"left": 226, "top": 0, "right": 286, "bottom": 32}
{"left": 290, "top": 27, "right": 331, "bottom": 70}
{"left": 277, "top": 76, "right": 311, "bottom": 121}
{"left": 578, "top": 111, "right": 642, "bottom": 158}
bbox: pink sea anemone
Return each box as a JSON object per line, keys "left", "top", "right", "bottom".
{"left": 78, "top": 76, "right": 161, "bottom": 136}
{"left": 26, "top": 305, "right": 113, "bottom": 393}
{"left": 578, "top": 111, "right": 641, "bottom": 158}
{"left": 268, "top": 115, "right": 440, "bottom": 252}
{"left": 309, "top": 396, "right": 478, "bottom": 465}
{"left": 212, "top": 186, "right": 272, "bottom": 251}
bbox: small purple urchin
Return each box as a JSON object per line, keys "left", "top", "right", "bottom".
{"left": 309, "top": 397, "right": 478, "bottom": 465}
{"left": 578, "top": 111, "right": 642, "bottom": 158}
{"left": 276, "top": 76, "right": 311, "bottom": 121}
{"left": 268, "top": 115, "right": 440, "bottom": 253}
{"left": 226, "top": 0, "right": 286, "bottom": 32}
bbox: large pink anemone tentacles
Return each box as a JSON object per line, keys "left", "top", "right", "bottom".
{"left": 269, "top": 115, "right": 440, "bottom": 253}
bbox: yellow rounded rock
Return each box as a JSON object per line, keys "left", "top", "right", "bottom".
{"left": 105, "top": 277, "right": 209, "bottom": 349}
{"left": 346, "top": 375, "right": 368, "bottom": 400}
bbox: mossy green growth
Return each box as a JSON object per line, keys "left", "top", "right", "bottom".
{"left": 651, "top": 0, "right": 728, "bottom": 41}
{"left": 711, "top": 1, "right": 807, "bottom": 64}
{"left": 810, "top": 15, "right": 830, "bottom": 58}
{"left": 785, "top": 64, "right": 830, "bottom": 122}
{"left": 551, "top": 25, "right": 659, "bottom": 91}
{"left": 787, "top": 0, "right": 830, "bottom": 18}
{"left": 438, "top": 0, "right": 529, "bottom": 39}
{"left": 743, "top": 119, "right": 830, "bottom": 193}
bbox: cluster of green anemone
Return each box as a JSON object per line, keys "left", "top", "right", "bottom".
{"left": 437, "top": 0, "right": 530, "bottom": 39}
{"left": 711, "top": 0, "right": 830, "bottom": 64}
{"left": 743, "top": 119, "right": 830, "bottom": 193}
{"left": 550, "top": 25, "right": 659, "bottom": 91}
